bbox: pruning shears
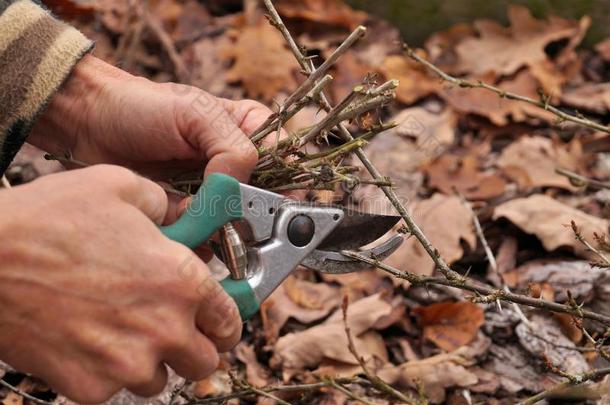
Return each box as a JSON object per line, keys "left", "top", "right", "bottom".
{"left": 160, "top": 174, "right": 403, "bottom": 320}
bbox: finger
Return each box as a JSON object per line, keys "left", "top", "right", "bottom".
{"left": 221, "top": 98, "right": 289, "bottom": 148}
{"left": 163, "top": 331, "right": 220, "bottom": 381}
{"left": 194, "top": 274, "right": 243, "bottom": 352}
{"left": 87, "top": 165, "right": 169, "bottom": 225}
{"left": 181, "top": 95, "right": 258, "bottom": 182}
{"left": 127, "top": 364, "right": 169, "bottom": 398}
{"left": 175, "top": 253, "right": 243, "bottom": 352}
{"left": 163, "top": 193, "right": 191, "bottom": 225}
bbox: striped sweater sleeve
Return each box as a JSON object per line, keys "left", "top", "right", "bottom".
{"left": 0, "top": 0, "right": 93, "bottom": 176}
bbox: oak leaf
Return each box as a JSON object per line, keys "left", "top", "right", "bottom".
{"left": 455, "top": 5, "right": 589, "bottom": 94}
{"left": 270, "top": 294, "right": 393, "bottom": 379}
{"left": 378, "top": 341, "right": 486, "bottom": 404}
{"left": 425, "top": 154, "right": 506, "bottom": 200}
{"left": 413, "top": 301, "right": 485, "bottom": 352}
{"left": 562, "top": 83, "right": 610, "bottom": 114}
{"left": 493, "top": 195, "right": 610, "bottom": 258}
{"left": 276, "top": 0, "right": 368, "bottom": 31}
{"left": 261, "top": 276, "right": 341, "bottom": 343}
{"left": 222, "top": 19, "right": 298, "bottom": 101}
{"left": 235, "top": 343, "right": 270, "bottom": 387}
{"left": 497, "top": 136, "right": 583, "bottom": 190}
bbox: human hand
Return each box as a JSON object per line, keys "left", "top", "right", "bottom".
{"left": 0, "top": 165, "right": 241, "bottom": 403}
{"left": 30, "top": 54, "right": 273, "bottom": 183}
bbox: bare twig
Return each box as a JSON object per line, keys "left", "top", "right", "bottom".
{"left": 188, "top": 377, "right": 370, "bottom": 404}
{"left": 0, "top": 378, "right": 52, "bottom": 405}
{"left": 341, "top": 250, "right": 610, "bottom": 325}
{"left": 571, "top": 220, "right": 610, "bottom": 267}
{"left": 145, "top": 11, "right": 189, "bottom": 82}
{"left": 404, "top": 45, "right": 610, "bottom": 135}
{"left": 520, "top": 367, "right": 610, "bottom": 405}
{"left": 323, "top": 378, "right": 376, "bottom": 405}
{"left": 231, "top": 375, "right": 292, "bottom": 405}
{"left": 556, "top": 168, "right": 610, "bottom": 190}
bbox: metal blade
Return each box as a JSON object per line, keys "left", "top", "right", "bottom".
{"left": 302, "top": 234, "right": 403, "bottom": 274}
{"left": 317, "top": 208, "right": 401, "bottom": 250}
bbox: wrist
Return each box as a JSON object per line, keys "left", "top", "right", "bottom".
{"left": 29, "top": 55, "right": 130, "bottom": 155}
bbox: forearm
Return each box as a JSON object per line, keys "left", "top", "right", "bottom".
{"left": 0, "top": 0, "right": 92, "bottom": 175}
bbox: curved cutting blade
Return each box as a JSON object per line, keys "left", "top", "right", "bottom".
{"left": 317, "top": 208, "right": 401, "bottom": 250}
{"left": 302, "top": 234, "right": 403, "bottom": 274}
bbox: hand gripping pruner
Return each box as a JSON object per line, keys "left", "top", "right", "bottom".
{"left": 160, "top": 174, "right": 403, "bottom": 320}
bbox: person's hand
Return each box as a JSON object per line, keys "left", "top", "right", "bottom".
{"left": 0, "top": 166, "right": 241, "bottom": 403}
{"left": 30, "top": 54, "right": 273, "bottom": 183}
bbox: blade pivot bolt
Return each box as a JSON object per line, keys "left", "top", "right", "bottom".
{"left": 288, "top": 215, "right": 315, "bottom": 247}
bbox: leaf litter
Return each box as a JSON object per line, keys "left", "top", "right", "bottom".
{"left": 5, "top": 0, "right": 610, "bottom": 404}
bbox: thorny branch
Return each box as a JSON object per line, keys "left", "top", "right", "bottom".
{"left": 340, "top": 250, "right": 610, "bottom": 325}
{"left": 557, "top": 167, "right": 610, "bottom": 191}
{"left": 571, "top": 220, "right": 610, "bottom": 268}
{"left": 404, "top": 44, "right": 610, "bottom": 135}
{"left": 261, "top": 0, "right": 464, "bottom": 284}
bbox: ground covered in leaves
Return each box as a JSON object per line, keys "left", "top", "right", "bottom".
{"left": 3, "top": 0, "right": 610, "bottom": 404}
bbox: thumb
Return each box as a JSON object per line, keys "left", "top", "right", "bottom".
{"left": 87, "top": 165, "right": 170, "bottom": 225}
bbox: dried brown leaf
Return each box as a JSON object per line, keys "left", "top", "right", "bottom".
{"left": 378, "top": 343, "right": 485, "bottom": 404}
{"left": 562, "top": 83, "right": 610, "bottom": 114}
{"left": 497, "top": 136, "right": 583, "bottom": 190}
{"left": 235, "top": 343, "right": 270, "bottom": 387}
{"left": 425, "top": 154, "right": 506, "bottom": 200}
{"left": 270, "top": 294, "right": 393, "bottom": 379}
{"left": 493, "top": 195, "right": 610, "bottom": 258}
{"left": 413, "top": 301, "right": 485, "bottom": 352}
{"left": 455, "top": 5, "right": 589, "bottom": 93}
{"left": 221, "top": 19, "right": 298, "bottom": 101}
{"left": 276, "top": 0, "right": 368, "bottom": 31}
{"left": 261, "top": 276, "right": 341, "bottom": 343}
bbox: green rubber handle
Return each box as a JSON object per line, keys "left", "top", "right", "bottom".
{"left": 160, "top": 173, "right": 243, "bottom": 248}
{"left": 220, "top": 278, "right": 260, "bottom": 320}
{"left": 159, "top": 173, "right": 260, "bottom": 320}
